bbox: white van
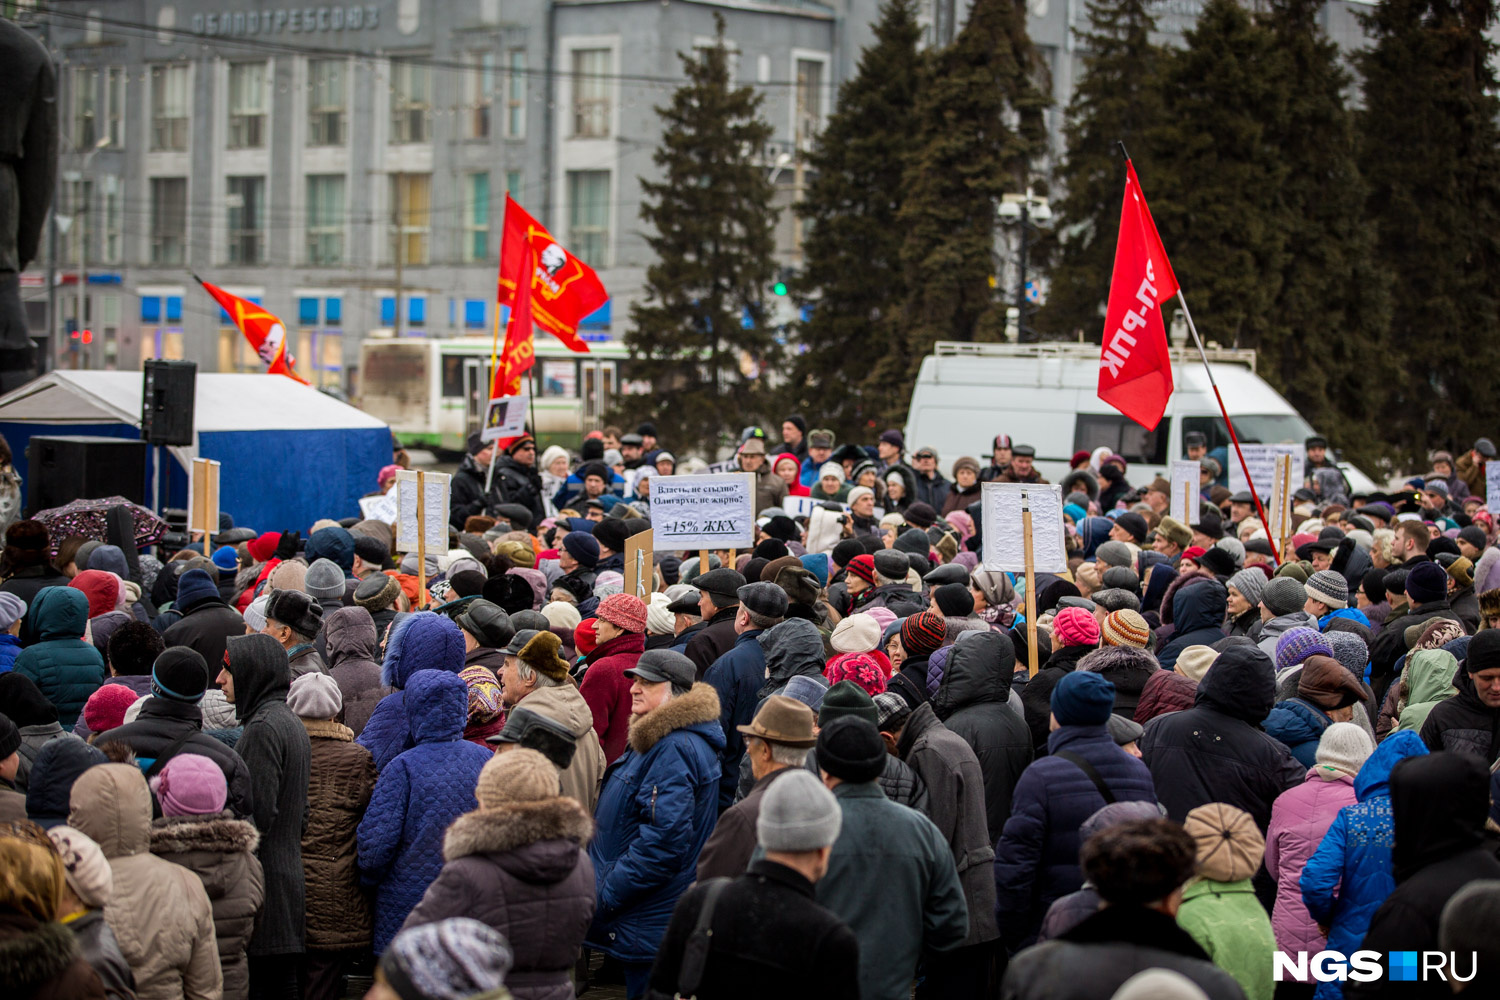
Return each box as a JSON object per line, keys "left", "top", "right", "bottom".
{"left": 904, "top": 341, "right": 1376, "bottom": 493}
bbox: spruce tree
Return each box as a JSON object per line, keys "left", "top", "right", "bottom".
{"left": 620, "top": 18, "right": 778, "bottom": 453}
{"left": 1041, "top": 0, "right": 1165, "bottom": 342}
{"left": 1357, "top": 0, "right": 1500, "bottom": 464}
{"left": 786, "top": 0, "right": 924, "bottom": 441}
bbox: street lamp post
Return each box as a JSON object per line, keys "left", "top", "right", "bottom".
{"left": 64, "top": 135, "right": 111, "bottom": 369}
{"left": 998, "top": 189, "right": 1050, "bottom": 342}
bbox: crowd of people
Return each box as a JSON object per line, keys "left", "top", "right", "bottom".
{"left": 3, "top": 420, "right": 1500, "bottom": 1000}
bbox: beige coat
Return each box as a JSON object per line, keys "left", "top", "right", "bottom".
{"left": 519, "top": 682, "right": 607, "bottom": 815}
{"left": 69, "top": 763, "right": 223, "bottom": 1000}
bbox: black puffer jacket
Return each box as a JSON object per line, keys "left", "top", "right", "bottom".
{"left": 932, "top": 631, "right": 1032, "bottom": 842}
{"left": 160, "top": 596, "right": 246, "bottom": 681}
{"left": 1155, "top": 580, "right": 1228, "bottom": 671}
{"left": 1076, "top": 645, "right": 1159, "bottom": 721}
{"left": 1419, "top": 666, "right": 1500, "bottom": 765}
{"left": 95, "top": 697, "right": 256, "bottom": 820}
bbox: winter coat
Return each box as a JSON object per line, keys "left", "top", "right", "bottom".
{"left": 357, "top": 611, "right": 468, "bottom": 772}
{"left": 1265, "top": 767, "right": 1358, "bottom": 966}
{"left": 1133, "top": 667, "right": 1199, "bottom": 723}
{"left": 932, "top": 631, "right": 1033, "bottom": 842}
{"left": 519, "top": 683, "right": 607, "bottom": 815}
{"left": 696, "top": 765, "right": 800, "bottom": 881}
{"left": 150, "top": 812, "right": 264, "bottom": 1000}
{"left": 0, "top": 564, "right": 70, "bottom": 605}
{"left": 1419, "top": 667, "right": 1500, "bottom": 764}
{"left": 224, "top": 632, "right": 310, "bottom": 957}
{"left": 853, "top": 582, "right": 924, "bottom": 618}
{"left": 1177, "top": 877, "right": 1276, "bottom": 1000}
{"left": 450, "top": 453, "right": 507, "bottom": 530}
{"left": 817, "top": 780, "right": 968, "bottom": 1000}
{"left": 578, "top": 630, "right": 645, "bottom": 765}
{"left": 1448, "top": 585, "right": 1480, "bottom": 633}
{"left": 702, "top": 628, "right": 768, "bottom": 809}
{"left": 302, "top": 718, "right": 377, "bottom": 952}
{"left": 683, "top": 606, "right": 739, "bottom": 679}
{"left": 0, "top": 913, "right": 107, "bottom": 1000}
{"left": 747, "top": 462, "right": 788, "bottom": 517}
{"left": 1394, "top": 649, "right": 1459, "bottom": 734}
{"left": 993, "top": 724, "right": 1158, "bottom": 952}
{"left": 1140, "top": 644, "right": 1304, "bottom": 830}
{"left": 0, "top": 631, "right": 20, "bottom": 672}
{"left": 357, "top": 669, "right": 493, "bottom": 954}
{"left": 13, "top": 587, "right": 105, "bottom": 728}
{"left": 1018, "top": 642, "right": 1094, "bottom": 756}
{"left": 1256, "top": 610, "right": 1321, "bottom": 661}
{"left": 322, "top": 606, "right": 388, "bottom": 738}
{"left": 1080, "top": 645, "right": 1158, "bottom": 721}
{"left": 912, "top": 470, "right": 951, "bottom": 511}
{"left": 1300, "top": 732, "right": 1428, "bottom": 1000}
{"left": 1370, "top": 599, "right": 1453, "bottom": 697}
{"left": 14, "top": 723, "right": 81, "bottom": 791}
{"left": 586, "top": 682, "right": 725, "bottom": 963}
{"left": 65, "top": 908, "right": 134, "bottom": 1000}
{"left": 67, "top": 764, "right": 222, "bottom": 1000}
{"left": 1264, "top": 698, "right": 1336, "bottom": 769}
{"left": 896, "top": 702, "right": 1000, "bottom": 947}
{"left": 490, "top": 454, "right": 548, "bottom": 529}
{"left": 649, "top": 859, "right": 860, "bottom": 1000}
{"left": 403, "top": 796, "right": 596, "bottom": 1000}
{"left": 22, "top": 737, "right": 106, "bottom": 828}
{"left": 1156, "top": 581, "right": 1229, "bottom": 670}
{"left": 160, "top": 598, "right": 245, "bottom": 684}
{"left": 1001, "top": 903, "right": 1246, "bottom": 1000}
{"left": 942, "top": 481, "right": 981, "bottom": 518}
{"left": 94, "top": 696, "right": 255, "bottom": 820}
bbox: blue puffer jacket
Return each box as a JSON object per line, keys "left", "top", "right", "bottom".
{"left": 0, "top": 633, "right": 21, "bottom": 673}
{"left": 357, "top": 668, "right": 493, "bottom": 954}
{"left": 357, "top": 612, "right": 467, "bottom": 772}
{"left": 993, "top": 723, "right": 1158, "bottom": 952}
{"left": 1156, "top": 581, "right": 1228, "bottom": 670}
{"left": 702, "top": 628, "right": 766, "bottom": 810}
{"left": 13, "top": 587, "right": 105, "bottom": 728}
{"left": 1299, "top": 731, "right": 1428, "bottom": 1000}
{"left": 587, "top": 682, "right": 725, "bottom": 963}
{"left": 1264, "top": 698, "right": 1333, "bottom": 768}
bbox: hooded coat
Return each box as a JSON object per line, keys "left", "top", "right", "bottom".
{"left": 67, "top": 764, "right": 223, "bottom": 1000}
{"left": 702, "top": 626, "right": 768, "bottom": 808}
{"left": 1131, "top": 667, "right": 1199, "bottom": 723}
{"left": 1139, "top": 644, "right": 1305, "bottom": 830}
{"left": 13, "top": 587, "right": 105, "bottom": 728}
{"left": 94, "top": 696, "right": 255, "bottom": 820}
{"left": 160, "top": 591, "right": 245, "bottom": 684}
{"left": 322, "top": 606, "right": 388, "bottom": 738}
{"left": 1394, "top": 649, "right": 1458, "bottom": 734}
{"left": 1419, "top": 666, "right": 1500, "bottom": 764}
{"left": 1175, "top": 876, "right": 1276, "bottom": 1000}
{"left": 520, "top": 683, "right": 608, "bottom": 815}
{"left": 224, "top": 632, "right": 310, "bottom": 957}
{"left": 1299, "top": 732, "right": 1429, "bottom": 1000}
{"left": 402, "top": 796, "right": 596, "bottom": 1000}
{"left": 1264, "top": 766, "right": 1359, "bottom": 965}
{"left": 356, "top": 669, "right": 493, "bottom": 953}
{"left": 1156, "top": 581, "right": 1229, "bottom": 670}
{"left": 301, "top": 717, "right": 377, "bottom": 953}
{"left": 0, "top": 913, "right": 108, "bottom": 1000}
{"left": 579, "top": 629, "right": 646, "bottom": 766}
{"left": 932, "top": 631, "right": 1033, "bottom": 842}
{"left": 356, "top": 611, "right": 468, "bottom": 772}
{"left": 22, "top": 737, "right": 106, "bottom": 828}
{"left": 1078, "top": 645, "right": 1159, "bottom": 721}
{"left": 150, "top": 812, "right": 264, "bottom": 1000}
{"left": 586, "top": 682, "right": 725, "bottom": 963}
{"left": 1255, "top": 610, "right": 1321, "bottom": 661}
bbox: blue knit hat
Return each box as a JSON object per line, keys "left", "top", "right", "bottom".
{"left": 1274, "top": 627, "right": 1334, "bottom": 675}
{"left": 799, "top": 553, "right": 830, "bottom": 588}
{"left": 562, "top": 531, "right": 600, "bottom": 569}
{"left": 174, "top": 568, "right": 221, "bottom": 612}
{"left": 1405, "top": 561, "right": 1448, "bottom": 605}
{"left": 211, "top": 545, "right": 239, "bottom": 574}
{"left": 1050, "top": 670, "right": 1116, "bottom": 726}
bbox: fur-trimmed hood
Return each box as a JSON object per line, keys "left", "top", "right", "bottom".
{"left": 1159, "top": 569, "right": 1220, "bottom": 627}
{"left": 150, "top": 810, "right": 261, "bottom": 855}
{"left": 444, "top": 797, "right": 594, "bottom": 862}
{"left": 626, "top": 681, "right": 723, "bottom": 755}
{"left": 0, "top": 917, "right": 81, "bottom": 994}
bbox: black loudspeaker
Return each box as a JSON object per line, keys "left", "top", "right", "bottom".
{"left": 142, "top": 360, "right": 197, "bottom": 445}
{"left": 26, "top": 436, "right": 148, "bottom": 516}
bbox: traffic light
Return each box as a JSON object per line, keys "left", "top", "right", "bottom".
{"left": 772, "top": 280, "right": 788, "bottom": 296}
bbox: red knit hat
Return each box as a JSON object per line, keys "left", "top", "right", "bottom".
{"left": 247, "top": 532, "right": 282, "bottom": 562}
{"left": 69, "top": 570, "right": 119, "bottom": 618}
{"left": 824, "top": 652, "right": 889, "bottom": 696}
{"left": 83, "top": 683, "right": 140, "bottom": 736}
{"left": 597, "top": 593, "right": 647, "bottom": 634}
{"left": 1053, "top": 606, "right": 1102, "bottom": 648}
{"left": 846, "top": 554, "right": 876, "bottom": 586}
{"left": 900, "top": 611, "right": 946, "bottom": 657}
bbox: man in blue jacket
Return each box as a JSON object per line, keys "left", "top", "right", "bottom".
{"left": 704, "top": 582, "right": 787, "bottom": 810}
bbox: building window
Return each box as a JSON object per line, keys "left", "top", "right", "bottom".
{"left": 505, "top": 170, "right": 522, "bottom": 200}
{"left": 62, "top": 179, "right": 92, "bottom": 263}
{"left": 228, "top": 63, "right": 268, "bottom": 149}
{"left": 306, "top": 174, "right": 345, "bottom": 265}
{"left": 464, "top": 299, "right": 486, "bottom": 330}
{"left": 150, "top": 65, "right": 189, "bottom": 151}
{"left": 226, "top": 176, "right": 266, "bottom": 264}
{"left": 571, "top": 49, "right": 611, "bottom": 138}
{"left": 389, "top": 59, "right": 430, "bottom": 145}
{"left": 105, "top": 67, "right": 126, "bottom": 148}
{"left": 390, "top": 173, "right": 431, "bottom": 265}
{"left": 795, "top": 58, "right": 824, "bottom": 146}
{"left": 463, "top": 172, "right": 490, "bottom": 263}
{"left": 567, "top": 170, "right": 609, "bottom": 267}
{"left": 467, "top": 52, "right": 494, "bottom": 140}
{"left": 150, "top": 177, "right": 187, "bottom": 263}
{"left": 506, "top": 49, "right": 526, "bottom": 138}
{"left": 307, "top": 59, "right": 346, "bottom": 146}
{"left": 103, "top": 187, "right": 121, "bottom": 264}
{"left": 72, "top": 67, "right": 98, "bottom": 149}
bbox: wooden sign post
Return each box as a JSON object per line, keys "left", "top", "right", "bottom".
{"left": 1022, "top": 491, "right": 1038, "bottom": 677}
{"left": 395, "top": 469, "right": 451, "bottom": 613}
{"left": 188, "top": 458, "right": 221, "bottom": 557}
{"left": 980, "top": 482, "right": 1067, "bottom": 679}
{"left": 624, "top": 529, "right": 654, "bottom": 600}
{"left": 1276, "top": 453, "right": 1294, "bottom": 562}
{"left": 416, "top": 470, "right": 427, "bottom": 608}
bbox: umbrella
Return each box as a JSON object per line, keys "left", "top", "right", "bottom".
{"left": 32, "top": 497, "right": 169, "bottom": 554}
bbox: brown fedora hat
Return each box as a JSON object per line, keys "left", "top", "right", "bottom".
{"left": 736, "top": 694, "right": 817, "bottom": 748}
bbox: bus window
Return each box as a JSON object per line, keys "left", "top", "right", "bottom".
{"left": 1074, "top": 414, "right": 1170, "bottom": 465}
{"left": 441, "top": 355, "right": 465, "bottom": 399}
{"left": 539, "top": 360, "right": 576, "bottom": 398}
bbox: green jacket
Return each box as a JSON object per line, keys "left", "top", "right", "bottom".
{"left": 1177, "top": 877, "right": 1276, "bottom": 1000}
{"left": 1397, "top": 649, "right": 1459, "bottom": 733}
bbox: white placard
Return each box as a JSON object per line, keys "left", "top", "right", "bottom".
{"left": 980, "top": 482, "right": 1067, "bottom": 573}
{"left": 359, "top": 492, "right": 399, "bottom": 523}
{"left": 1169, "top": 460, "right": 1201, "bottom": 524}
{"left": 481, "top": 394, "right": 529, "bottom": 443}
{"left": 782, "top": 495, "right": 827, "bottom": 520}
{"left": 1228, "top": 444, "right": 1303, "bottom": 500}
{"left": 650, "top": 473, "right": 756, "bottom": 551}
{"left": 1487, "top": 462, "right": 1500, "bottom": 507}
{"left": 395, "top": 470, "right": 451, "bottom": 552}
{"left": 1267, "top": 454, "right": 1293, "bottom": 546}
{"left": 704, "top": 459, "right": 739, "bottom": 475}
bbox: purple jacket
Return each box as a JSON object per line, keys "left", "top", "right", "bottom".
{"left": 1265, "top": 767, "right": 1358, "bottom": 965}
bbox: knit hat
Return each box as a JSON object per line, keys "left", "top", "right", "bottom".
{"left": 287, "top": 672, "right": 343, "bottom": 720}
{"left": 818, "top": 680, "right": 879, "bottom": 727}
{"left": 1464, "top": 628, "right": 1500, "bottom": 674}
{"left": 932, "top": 583, "right": 975, "bottom": 618}
{"left": 1114, "top": 512, "right": 1149, "bottom": 544}
{"left": 0, "top": 712, "right": 18, "bottom": 760}
{"left": 1406, "top": 560, "right": 1448, "bottom": 604}
{"left": 151, "top": 647, "right": 210, "bottom": 703}
{"left": 900, "top": 612, "right": 946, "bottom": 657}
{"left": 1174, "top": 645, "right": 1218, "bottom": 683}
{"left": 1184, "top": 802, "right": 1264, "bottom": 883}
{"left": 1314, "top": 722, "right": 1375, "bottom": 779}
{"left": 1261, "top": 576, "right": 1308, "bottom": 616}
{"left": 266, "top": 588, "right": 323, "bottom": 638}
{"left": 824, "top": 652, "right": 888, "bottom": 696}
{"left": 562, "top": 531, "right": 600, "bottom": 569}
{"left": 1053, "top": 606, "right": 1102, "bottom": 648}
{"left": 846, "top": 486, "right": 874, "bottom": 508}
{"left": 1227, "top": 569, "right": 1266, "bottom": 609}
{"left": 1050, "top": 670, "right": 1116, "bottom": 726}
{"left": 459, "top": 665, "right": 504, "bottom": 725}
{"left": 246, "top": 532, "right": 281, "bottom": 562}
{"left": 541, "top": 601, "right": 582, "bottom": 634}
{"left": 1100, "top": 609, "right": 1150, "bottom": 649}
{"left": 475, "top": 747, "right": 560, "bottom": 807}
{"left": 1325, "top": 630, "right": 1370, "bottom": 679}
{"left": 597, "top": 593, "right": 647, "bottom": 633}
{"left": 517, "top": 630, "right": 571, "bottom": 682}
{"left": 1096, "top": 540, "right": 1136, "bottom": 568}
{"left": 815, "top": 715, "right": 886, "bottom": 783}
{"left": 82, "top": 684, "right": 139, "bottom": 736}
{"left": 1274, "top": 628, "right": 1333, "bottom": 675}
{"left": 846, "top": 554, "right": 877, "bottom": 586}
{"left": 152, "top": 753, "right": 228, "bottom": 817}
{"left": 210, "top": 545, "right": 238, "bottom": 574}
{"left": 1414, "top": 617, "right": 1465, "bottom": 652}
{"left": 173, "top": 568, "right": 221, "bottom": 613}
{"left": 1297, "top": 655, "right": 1367, "bottom": 710}
{"left": 643, "top": 592, "right": 673, "bottom": 636}
{"left": 1304, "top": 570, "right": 1349, "bottom": 610}
{"left": 46, "top": 825, "right": 112, "bottom": 909}
{"left": 830, "top": 613, "right": 882, "bottom": 654}
{"left": 304, "top": 558, "right": 346, "bottom": 602}
{"left": 354, "top": 573, "right": 401, "bottom": 612}
{"left": 0, "top": 593, "right": 25, "bottom": 632}
{"left": 757, "top": 769, "right": 842, "bottom": 852}
{"left": 379, "top": 918, "right": 514, "bottom": 1000}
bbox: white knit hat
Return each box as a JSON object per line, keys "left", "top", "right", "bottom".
{"left": 831, "top": 613, "right": 882, "bottom": 654}
{"left": 244, "top": 594, "right": 270, "bottom": 633}
{"left": 287, "top": 672, "right": 343, "bottom": 721}
{"left": 47, "top": 825, "right": 113, "bottom": 909}
{"left": 645, "top": 592, "right": 674, "bottom": 636}
{"left": 1315, "top": 722, "right": 1375, "bottom": 779}
{"left": 541, "top": 601, "right": 582, "bottom": 633}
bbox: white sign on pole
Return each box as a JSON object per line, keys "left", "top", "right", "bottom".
{"left": 1267, "top": 455, "right": 1293, "bottom": 546}
{"left": 704, "top": 459, "right": 739, "bottom": 475}
{"left": 395, "top": 470, "right": 451, "bottom": 552}
{"left": 649, "top": 473, "right": 756, "bottom": 551}
{"left": 980, "top": 482, "right": 1067, "bottom": 573}
{"left": 782, "top": 495, "right": 828, "bottom": 520}
{"left": 1228, "top": 444, "right": 1304, "bottom": 500}
{"left": 1169, "top": 460, "right": 1201, "bottom": 524}
{"left": 481, "top": 394, "right": 529, "bottom": 443}
{"left": 1487, "top": 462, "right": 1500, "bottom": 508}
{"left": 359, "top": 492, "right": 399, "bottom": 523}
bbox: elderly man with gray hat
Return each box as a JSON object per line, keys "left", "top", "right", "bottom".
{"left": 704, "top": 581, "right": 789, "bottom": 811}
{"left": 649, "top": 768, "right": 858, "bottom": 999}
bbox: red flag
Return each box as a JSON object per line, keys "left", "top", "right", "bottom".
{"left": 195, "top": 277, "right": 309, "bottom": 385}
{"left": 491, "top": 242, "right": 536, "bottom": 399}
{"left": 497, "top": 195, "right": 607, "bottom": 352}
{"left": 1097, "top": 162, "right": 1179, "bottom": 430}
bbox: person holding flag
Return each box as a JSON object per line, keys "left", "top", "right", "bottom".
{"left": 194, "top": 276, "right": 309, "bottom": 384}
